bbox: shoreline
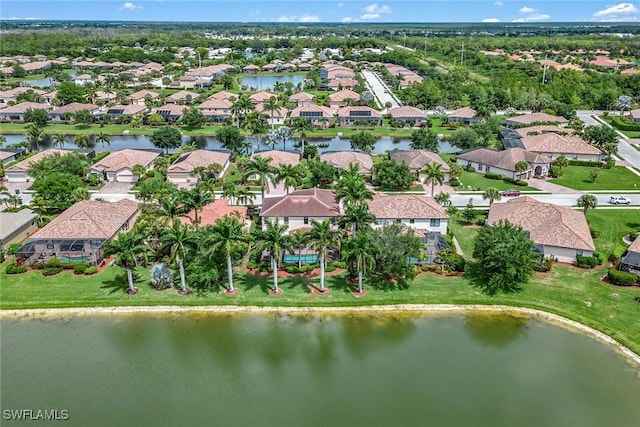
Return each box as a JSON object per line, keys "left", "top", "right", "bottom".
{"left": 2, "top": 304, "right": 639, "bottom": 367}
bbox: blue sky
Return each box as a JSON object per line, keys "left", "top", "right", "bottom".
{"left": 2, "top": 1, "right": 639, "bottom": 23}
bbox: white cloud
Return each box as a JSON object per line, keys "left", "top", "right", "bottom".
{"left": 519, "top": 7, "right": 536, "bottom": 14}
{"left": 482, "top": 18, "right": 501, "bottom": 22}
{"left": 361, "top": 3, "right": 391, "bottom": 20}
{"left": 513, "top": 14, "right": 550, "bottom": 22}
{"left": 592, "top": 3, "right": 639, "bottom": 21}
{"left": 341, "top": 16, "right": 354, "bottom": 22}
{"left": 119, "top": 2, "right": 142, "bottom": 10}
{"left": 361, "top": 13, "right": 380, "bottom": 19}
{"left": 299, "top": 14, "right": 320, "bottom": 22}
{"left": 337, "top": 2, "right": 344, "bottom": 7}
{"left": 277, "top": 15, "right": 296, "bottom": 22}
{"left": 494, "top": 1, "right": 503, "bottom": 6}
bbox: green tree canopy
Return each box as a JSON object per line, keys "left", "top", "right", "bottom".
{"left": 216, "top": 126, "right": 248, "bottom": 156}
{"left": 410, "top": 128, "right": 439, "bottom": 152}
{"left": 30, "top": 172, "right": 85, "bottom": 212}
{"left": 27, "top": 152, "right": 91, "bottom": 180}
{"left": 150, "top": 126, "right": 183, "bottom": 153}
{"left": 23, "top": 108, "right": 49, "bottom": 127}
{"left": 350, "top": 131, "right": 376, "bottom": 153}
{"left": 55, "top": 81, "right": 86, "bottom": 105}
{"left": 371, "top": 158, "right": 415, "bottom": 189}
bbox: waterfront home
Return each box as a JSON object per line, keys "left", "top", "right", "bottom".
{"left": 0, "top": 101, "right": 52, "bottom": 122}
{"left": 0, "top": 209, "right": 38, "bottom": 252}
{"left": 456, "top": 147, "right": 551, "bottom": 179}
{"left": 261, "top": 188, "right": 340, "bottom": 233}
{"left": 447, "top": 107, "right": 477, "bottom": 125}
{"left": 5, "top": 149, "right": 92, "bottom": 183}
{"left": 90, "top": 149, "right": 161, "bottom": 183}
{"left": 289, "top": 104, "right": 334, "bottom": 127}
{"left": 167, "top": 149, "right": 231, "bottom": 184}
{"left": 250, "top": 91, "right": 277, "bottom": 106}
{"left": 388, "top": 106, "right": 429, "bottom": 126}
{"left": 128, "top": 90, "right": 160, "bottom": 106}
{"left": 328, "top": 89, "right": 361, "bottom": 110}
{"left": 366, "top": 193, "right": 449, "bottom": 234}
{"left": 289, "top": 92, "right": 316, "bottom": 107}
{"left": 320, "top": 151, "right": 373, "bottom": 175}
{"left": 14, "top": 199, "right": 140, "bottom": 266}
{"left": 104, "top": 104, "right": 147, "bottom": 120}
{"left": 242, "top": 64, "right": 260, "bottom": 74}
{"left": 487, "top": 197, "right": 595, "bottom": 263}
{"left": 336, "top": 106, "right": 382, "bottom": 127}
{"left": 154, "top": 104, "right": 186, "bottom": 123}
{"left": 196, "top": 98, "right": 233, "bottom": 122}
{"left": 620, "top": 235, "right": 640, "bottom": 279}
{"left": 389, "top": 150, "right": 451, "bottom": 182}
{"left": 49, "top": 102, "right": 100, "bottom": 122}
{"left": 255, "top": 104, "right": 288, "bottom": 127}
{"left": 0, "top": 149, "right": 26, "bottom": 165}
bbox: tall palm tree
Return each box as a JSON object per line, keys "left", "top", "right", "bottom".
{"left": 103, "top": 231, "right": 147, "bottom": 294}
{"left": 291, "top": 117, "right": 313, "bottom": 153}
{"left": 241, "top": 156, "right": 276, "bottom": 203}
{"left": 288, "top": 229, "right": 310, "bottom": 269}
{"left": 263, "top": 96, "right": 279, "bottom": 129}
{"left": 482, "top": 187, "right": 502, "bottom": 206}
{"left": 251, "top": 219, "right": 290, "bottom": 294}
{"left": 180, "top": 186, "right": 214, "bottom": 229}
{"left": 132, "top": 164, "right": 147, "bottom": 180}
{"left": 275, "top": 164, "right": 304, "bottom": 194}
{"left": 343, "top": 233, "right": 375, "bottom": 294}
{"left": 577, "top": 193, "right": 598, "bottom": 215}
{"left": 52, "top": 134, "right": 67, "bottom": 149}
{"left": 207, "top": 215, "right": 250, "bottom": 293}
{"left": 153, "top": 156, "right": 171, "bottom": 175}
{"left": 96, "top": 132, "right": 110, "bottom": 148}
{"left": 336, "top": 201, "right": 376, "bottom": 237}
{"left": 434, "top": 191, "right": 451, "bottom": 207}
{"left": 335, "top": 172, "right": 373, "bottom": 207}
{"left": 423, "top": 162, "right": 445, "bottom": 197}
{"left": 161, "top": 220, "right": 196, "bottom": 295}
{"left": 231, "top": 94, "right": 254, "bottom": 128}
{"left": 74, "top": 134, "right": 90, "bottom": 149}
{"left": 25, "top": 124, "right": 46, "bottom": 151}
{"left": 159, "top": 192, "right": 187, "bottom": 223}
{"left": 308, "top": 219, "right": 341, "bottom": 293}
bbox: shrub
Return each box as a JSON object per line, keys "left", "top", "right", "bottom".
{"left": 73, "top": 264, "right": 87, "bottom": 274}
{"left": 442, "top": 252, "right": 466, "bottom": 272}
{"left": 46, "top": 257, "right": 61, "bottom": 268}
{"left": 299, "top": 265, "right": 315, "bottom": 274}
{"left": 324, "top": 264, "right": 337, "bottom": 273}
{"left": 247, "top": 260, "right": 258, "bottom": 270}
{"left": 330, "top": 261, "right": 347, "bottom": 269}
{"left": 533, "top": 256, "right": 554, "bottom": 272}
{"left": 31, "top": 262, "right": 46, "bottom": 270}
{"left": 548, "top": 165, "right": 563, "bottom": 178}
{"left": 590, "top": 227, "right": 600, "bottom": 238}
{"left": 283, "top": 265, "right": 299, "bottom": 274}
{"left": 575, "top": 255, "right": 600, "bottom": 269}
{"left": 146, "top": 170, "right": 156, "bottom": 178}
{"left": 592, "top": 252, "right": 603, "bottom": 263}
{"left": 502, "top": 176, "right": 517, "bottom": 184}
{"left": 42, "top": 266, "right": 63, "bottom": 276}
{"left": 0, "top": 252, "right": 4, "bottom": 263}
{"left": 5, "top": 263, "right": 28, "bottom": 274}
{"left": 607, "top": 269, "right": 638, "bottom": 286}
{"left": 514, "top": 180, "right": 528, "bottom": 186}
{"left": 484, "top": 172, "right": 502, "bottom": 180}
{"left": 604, "top": 158, "right": 615, "bottom": 169}
{"left": 567, "top": 160, "right": 603, "bottom": 167}
{"left": 7, "top": 243, "right": 21, "bottom": 255}
{"left": 465, "top": 165, "right": 475, "bottom": 172}
{"left": 449, "top": 178, "right": 460, "bottom": 187}
{"left": 608, "top": 253, "right": 620, "bottom": 263}
{"left": 150, "top": 262, "right": 174, "bottom": 290}
{"left": 84, "top": 266, "right": 98, "bottom": 275}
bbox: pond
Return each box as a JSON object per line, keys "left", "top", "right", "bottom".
{"left": 240, "top": 74, "right": 305, "bottom": 91}
{"left": 1, "top": 311, "right": 639, "bottom": 426}
{"left": 1, "top": 133, "right": 457, "bottom": 155}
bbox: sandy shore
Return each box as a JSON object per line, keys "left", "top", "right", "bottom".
{"left": 2, "top": 304, "right": 639, "bottom": 367}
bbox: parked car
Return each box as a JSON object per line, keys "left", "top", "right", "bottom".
{"left": 502, "top": 189, "right": 521, "bottom": 197}
{"left": 608, "top": 195, "right": 631, "bottom": 205}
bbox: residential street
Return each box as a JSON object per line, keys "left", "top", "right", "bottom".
{"left": 361, "top": 69, "right": 401, "bottom": 110}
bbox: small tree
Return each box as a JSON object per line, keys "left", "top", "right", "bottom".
{"left": 482, "top": 187, "right": 501, "bottom": 206}
{"left": 150, "top": 126, "right": 183, "bottom": 154}
{"left": 73, "top": 109, "right": 94, "bottom": 128}
{"left": 462, "top": 201, "right": 476, "bottom": 225}
{"left": 588, "top": 168, "right": 599, "bottom": 183}
{"left": 24, "top": 108, "right": 49, "bottom": 127}
{"left": 410, "top": 128, "right": 439, "bottom": 152}
{"left": 350, "top": 131, "right": 376, "bottom": 153}
{"left": 577, "top": 194, "right": 597, "bottom": 215}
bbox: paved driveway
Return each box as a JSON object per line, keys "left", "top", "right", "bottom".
{"left": 361, "top": 70, "right": 401, "bottom": 110}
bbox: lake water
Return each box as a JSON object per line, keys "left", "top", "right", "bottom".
{"left": 1, "top": 311, "right": 639, "bottom": 426}
{"left": 1, "top": 133, "right": 457, "bottom": 155}
{"left": 240, "top": 74, "right": 305, "bottom": 91}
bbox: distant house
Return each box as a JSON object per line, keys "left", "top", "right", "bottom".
{"left": 388, "top": 106, "right": 429, "bottom": 126}
{"left": 14, "top": 199, "right": 140, "bottom": 266}
{"left": 620, "top": 235, "right": 640, "bottom": 279}
{"left": 0, "top": 149, "right": 26, "bottom": 165}
{"left": 0, "top": 87, "right": 45, "bottom": 105}
{"left": 196, "top": 98, "right": 233, "bottom": 122}
{"left": 165, "top": 90, "right": 198, "bottom": 104}
{"left": 366, "top": 193, "right": 449, "bottom": 234}
{"left": 167, "top": 149, "right": 231, "bottom": 184}
{"left": 328, "top": 89, "right": 360, "bottom": 110}
{"left": 249, "top": 91, "right": 277, "bottom": 106}
{"left": 128, "top": 90, "right": 160, "bottom": 106}
{"left": 337, "top": 106, "right": 382, "bottom": 127}
{"left": 447, "top": 107, "right": 477, "bottom": 125}
{"left": 179, "top": 199, "right": 248, "bottom": 227}
{"left": 0, "top": 102, "right": 52, "bottom": 122}
{"left": 242, "top": 64, "right": 260, "bottom": 74}
{"left": 487, "top": 197, "right": 595, "bottom": 263}
{"left": 49, "top": 102, "right": 100, "bottom": 122}
{"left": 90, "top": 149, "right": 160, "bottom": 183}
{"left": 207, "top": 91, "right": 238, "bottom": 102}
{"left": 327, "top": 79, "right": 358, "bottom": 90}
{"left": 320, "top": 151, "right": 373, "bottom": 175}
{"left": 456, "top": 147, "right": 551, "bottom": 179}
{"left": 502, "top": 113, "right": 570, "bottom": 128}
{"left": 252, "top": 150, "right": 300, "bottom": 168}
{"left": 104, "top": 104, "right": 146, "bottom": 119}
{"left": 629, "top": 109, "right": 640, "bottom": 123}
{"left": 289, "top": 104, "right": 334, "bottom": 127}
{"left": 289, "top": 92, "right": 316, "bottom": 107}
{"left": 154, "top": 104, "right": 186, "bottom": 123}
{"left": 260, "top": 188, "right": 340, "bottom": 233}
{"left": 389, "top": 150, "right": 451, "bottom": 182}
{"left": 5, "top": 149, "right": 88, "bottom": 183}
{"left": 73, "top": 74, "right": 94, "bottom": 86}
{"left": 0, "top": 209, "right": 38, "bottom": 252}
{"left": 255, "top": 104, "right": 288, "bottom": 127}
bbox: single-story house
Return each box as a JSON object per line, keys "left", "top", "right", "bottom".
{"left": 49, "top": 102, "right": 100, "bottom": 122}
{"left": 0, "top": 149, "right": 26, "bottom": 165}
{"left": 5, "top": 149, "right": 84, "bottom": 183}
{"left": 0, "top": 101, "right": 52, "bottom": 122}
{"left": 167, "top": 149, "right": 231, "bottom": 184}
{"left": 289, "top": 92, "right": 316, "bottom": 107}
{"left": 456, "top": 147, "right": 551, "bottom": 179}
{"left": 90, "top": 149, "right": 161, "bottom": 183}
{"left": 328, "top": 89, "right": 361, "bottom": 110}
{"left": 165, "top": 90, "right": 199, "bottom": 104}
{"left": 513, "top": 125, "right": 571, "bottom": 137}
{"left": 0, "top": 87, "right": 45, "bottom": 106}
{"left": 629, "top": 109, "right": 640, "bottom": 122}
{"left": 388, "top": 106, "right": 429, "bottom": 126}
{"left": 0, "top": 209, "right": 38, "bottom": 252}
{"left": 196, "top": 98, "right": 233, "bottom": 122}
{"left": 261, "top": 188, "right": 340, "bottom": 233}
{"left": 242, "top": 64, "right": 260, "bottom": 74}
{"left": 104, "top": 104, "right": 147, "bottom": 119}
{"left": 620, "top": 235, "right": 640, "bottom": 279}
{"left": 255, "top": 104, "right": 288, "bottom": 127}
{"left": 14, "top": 199, "right": 140, "bottom": 266}
{"left": 502, "top": 113, "right": 570, "bottom": 128}
{"left": 154, "top": 104, "right": 186, "bottom": 123}
{"left": 366, "top": 193, "right": 449, "bottom": 234}
{"left": 520, "top": 133, "right": 602, "bottom": 162}
{"left": 250, "top": 91, "right": 277, "bottom": 106}
{"left": 289, "top": 104, "right": 334, "bottom": 127}
{"left": 447, "top": 107, "right": 477, "bottom": 125}
{"left": 320, "top": 150, "right": 373, "bottom": 175}
{"left": 179, "top": 199, "right": 248, "bottom": 227}
{"left": 487, "top": 197, "right": 596, "bottom": 263}
{"left": 389, "top": 150, "right": 451, "bottom": 182}
{"left": 337, "top": 106, "right": 382, "bottom": 127}
{"left": 128, "top": 90, "right": 160, "bottom": 106}
{"left": 207, "top": 91, "right": 238, "bottom": 102}
{"left": 327, "top": 79, "right": 358, "bottom": 90}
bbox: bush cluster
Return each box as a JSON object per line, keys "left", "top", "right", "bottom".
{"left": 607, "top": 269, "right": 638, "bottom": 286}
{"left": 84, "top": 267, "right": 98, "bottom": 275}
{"left": 575, "top": 255, "right": 601, "bottom": 269}
{"left": 484, "top": 172, "right": 502, "bottom": 180}
{"left": 6, "top": 263, "right": 28, "bottom": 274}
{"left": 533, "top": 256, "right": 554, "bottom": 272}
{"left": 567, "top": 159, "right": 604, "bottom": 168}
{"left": 42, "top": 266, "right": 63, "bottom": 276}
{"left": 611, "top": 116, "right": 640, "bottom": 131}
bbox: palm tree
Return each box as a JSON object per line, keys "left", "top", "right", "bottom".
{"left": 577, "top": 193, "right": 598, "bottom": 215}
{"left": 336, "top": 201, "right": 376, "bottom": 237}
{"left": 181, "top": 186, "right": 214, "bottom": 229}
{"left": 96, "top": 132, "right": 110, "bottom": 148}
{"left": 263, "top": 96, "right": 279, "bottom": 129}
{"left": 335, "top": 173, "right": 373, "bottom": 207}
{"left": 291, "top": 117, "right": 313, "bottom": 153}
{"left": 153, "top": 156, "right": 171, "bottom": 175}
{"left": 25, "top": 124, "right": 45, "bottom": 150}
{"left": 231, "top": 94, "right": 254, "bottom": 128}
{"left": 159, "top": 192, "right": 187, "bottom": 222}
{"left": 434, "top": 191, "right": 451, "bottom": 207}
{"left": 103, "top": 231, "right": 147, "bottom": 294}
{"left": 288, "top": 229, "right": 310, "bottom": 269}
{"left": 161, "top": 220, "right": 196, "bottom": 295}
{"left": 423, "top": 162, "right": 445, "bottom": 197}
{"left": 308, "top": 219, "right": 341, "bottom": 293}
{"left": 241, "top": 156, "right": 276, "bottom": 203}
{"left": 52, "top": 134, "right": 67, "bottom": 149}
{"left": 482, "top": 187, "right": 502, "bottom": 206}
{"left": 74, "top": 134, "right": 90, "bottom": 149}
{"left": 275, "top": 164, "right": 304, "bottom": 194}
{"left": 207, "top": 215, "right": 250, "bottom": 293}
{"left": 449, "top": 163, "right": 464, "bottom": 181}
{"left": 131, "top": 164, "right": 147, "bottom": 180}
{"left": 251, "top": 219, "right": 290, "bottom": 294}
{"left": 343, "top": 233, "right": 375, "bottom": 294}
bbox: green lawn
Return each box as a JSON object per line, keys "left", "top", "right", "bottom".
{"left": 458, "top": 172, "right": 540, "bottom": 192}
{"left": 550, "top": 166, "right": 640, "bottom": 191}
{"left": 2, "top": 260, "right": 639, "bottom": 355}
{"left": 587, "top": 209, "right": 640, "bottom": 257}
{"left": 448, "top": 218, "right": 480, "bottom": 260}
{"left": 599, "top": 116, "right": 640, "bottom": 138}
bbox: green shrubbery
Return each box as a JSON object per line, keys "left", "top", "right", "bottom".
{"left": 5, "top": 263, "right": 28, "bottom": 274}
{"left": 84, "top": 266, "right": 98, "bottom": 275}
{"left": 7, "top": 243, "right": 21, "bottom": 255}
{"left": 533, "top": 256, "right": 554, "bottom": 272}
{"left": 608, "top": 269, "right": 638, "bottom": 286}
{"left": 611, "top": 116, "right": 640, "bottom": 132}
{"left": 484, "top": 172, "right": 502, "bottom": 180}
{"left": 567, "top": 160, "right": 604, "bottom": 168}
{"left": 42, "top": 266, "right": 63, "bottom": 276}
{"left": 575, "top": 255, "right": 602, "bottom": 269}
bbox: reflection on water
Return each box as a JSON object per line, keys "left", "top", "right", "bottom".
{"left": 464, "top": 312, "right": 530, "bottom": 347}
{"left": 240, "top": 75, "right": 305, "bottom": 91}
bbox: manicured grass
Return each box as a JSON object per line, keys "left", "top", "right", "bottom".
{"left": 599, "top": 116, "right": 640, "bottom": 138}
{"left": 2, "top": 260, "right": 639, "bottom": 355}
{"left": 448, "top": 218, "right": 480, "bottom": 260}
{"left": 549, "top": 166, "right": 640, "bottom": 191}
{"left": 587, "top": 209, "right": 640, "bottom": 257}
{"left": 458, "top": 172, "right": 540, "bottom": 192}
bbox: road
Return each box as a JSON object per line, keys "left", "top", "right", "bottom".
{"left": 449, "top": 193, "right": 640, "bottom": 208}
{"left": 360, "top": 69, "right": 401, "bottom": 111}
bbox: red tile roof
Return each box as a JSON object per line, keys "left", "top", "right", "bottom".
{"left": 367, "top": 193, "right": 449, "bottom": 220}
{"left": 179, "top": 199, "right": 247, "bottom": 226}
{"left": 261, "top": 188, "right": 339, "bottom": 218}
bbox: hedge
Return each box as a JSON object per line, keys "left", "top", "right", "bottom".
{"left": 84, "top": 266, "right": 98, "bottom": 275}
{"left": 575, "top": 255, "right": 601, "bottom": 269}
{"left": 567, "top": 160, "right": 604, "bottom": 167}
{"left": 42, "top": 266, "right": 63, "bottom": 276}
{"left": 484, "top": 172, "right": 502, "bottom": 180}
{"left": 6, "top": 263, "right": 28, "bottom": 274}
{"left": 608, "top": 269, "right": 638, "bottom": 286}
{"left": 611, "top": 116, "right": 640, "bottom": 131}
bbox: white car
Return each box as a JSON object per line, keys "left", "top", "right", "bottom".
{"left": 609, "top": 195, "right": 631, "bottom": 205}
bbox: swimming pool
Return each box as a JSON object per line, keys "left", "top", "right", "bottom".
{"left": 283, "top": 254, "right": 319, "bottom": 264}
{"left": 59, "top": 256, "right": 91, "bottom": 264}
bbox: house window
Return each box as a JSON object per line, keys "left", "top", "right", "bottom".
{"left": 395, "top": 219, "right": 402, "bottom": 224}
{"left": 303, "top": 217, "right": 309, "bottom": 225}
{"left": 284, "top": 217, "right": 289, "bottom": 224}
{"left": 377, "top": 219, "right": 386, "bottom": 225}
{"left": 576, "top": 250, "right": 583, "bottom": 257}
{"left": 573, "top": 154, "right": 578, "bottom": 160}
{"left": 486, "top": 166, "right": 491, "bottom": 172}
{"left": 430, "top": 219, "right": 441, "bottom": 227}
{"left": 409, "top": 219, "right": 415, "bottom": 224}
